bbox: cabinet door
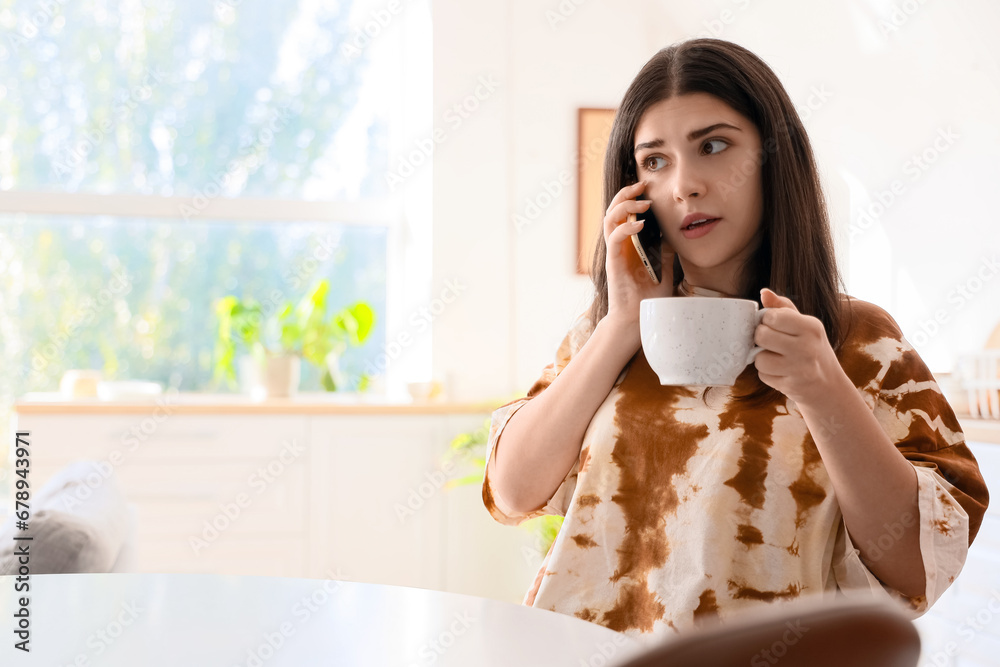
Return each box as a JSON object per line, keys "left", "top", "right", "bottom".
{"left": 310, "top": 415, "right": 459, "bottom": 590}
{"left": 14, "top": 412, "right": 310, "bottom": 576}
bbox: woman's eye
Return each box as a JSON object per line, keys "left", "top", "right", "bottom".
{"left": 643, "top": 156, "right": 667, "bottom": 171}
{"left": 703, "top": 139, "right": 729, "bottom": 155}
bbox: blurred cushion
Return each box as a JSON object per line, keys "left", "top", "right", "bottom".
{"left": 0, "top": 461, "right": 130, "bottom": 574}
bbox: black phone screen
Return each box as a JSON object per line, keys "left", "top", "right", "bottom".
{"left": 635, "top": 194, "right": 663, "bottom": 282}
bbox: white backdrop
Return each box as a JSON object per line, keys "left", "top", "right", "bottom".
{"left": 426, "top": 0, "right": 1000, "bottom": 401}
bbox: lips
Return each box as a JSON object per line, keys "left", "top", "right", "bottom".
{"left": 681, "top": 218, "right": 720, "bottom": 239}
{"left": 683, "top": 218, "right": 718, "bottom": 230}
{"left": 681, "top": 212, "right": 721, "bottom": 230}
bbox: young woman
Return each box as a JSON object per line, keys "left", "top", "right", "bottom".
{"left": 481, "top": 38, "right": 989, "bottom": 643}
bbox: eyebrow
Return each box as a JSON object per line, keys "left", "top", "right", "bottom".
{"left": 633, "top": 123, "right": 743, "bottom": 154}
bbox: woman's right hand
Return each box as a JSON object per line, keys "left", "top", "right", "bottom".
{"left": 602, "top": 181, "right": 676, "bottom": 345}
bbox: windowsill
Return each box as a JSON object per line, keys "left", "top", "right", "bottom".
{"left": 13, "top": 392, "right": 500, "bottom": 416}
{"left": 15, "top": 395, "right": 997, "bottom": 439}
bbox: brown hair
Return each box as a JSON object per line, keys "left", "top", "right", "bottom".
{"left": 588, "top": 38, "right": 849, "bottom": 405}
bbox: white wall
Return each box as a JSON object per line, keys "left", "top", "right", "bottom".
{"left": 431, "top": 0, "right": 1000, "bottom": 401}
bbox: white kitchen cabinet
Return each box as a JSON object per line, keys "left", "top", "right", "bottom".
{"left": 16, "top": 412, "right": 311, "bottom": 578}
{"left": 10, "top": 400, "right": 538, "bottom": 603}
{"left": 310, "top": 414, "right": 459, "bottom": 589}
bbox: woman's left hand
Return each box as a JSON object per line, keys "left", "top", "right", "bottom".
{"left": 753, "top": 288, "right": 846, "bottom": 407}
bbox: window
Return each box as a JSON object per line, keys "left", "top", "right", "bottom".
{"left": 0, "top": 0, "right": 432, "bottom": 412}
{"left": 3, "top": 214, "right": 387, "bottom": 391}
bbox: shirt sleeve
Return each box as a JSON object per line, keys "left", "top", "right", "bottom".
{"left": 832, "top": 464, "right": 974, "bottom": 617}
{"left": 831, "top": 305, "right": 990, "bottom": 616}
{"left": 481, "top": 315, "right": 594, "bottom": 527}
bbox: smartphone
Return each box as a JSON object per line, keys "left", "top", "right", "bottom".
{"left": 629, "top": 193, "right": 662, "bottom": 284}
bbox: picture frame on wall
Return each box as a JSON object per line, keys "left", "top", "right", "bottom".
{"left": 577, "top": 108, "right": 617, "bottom": 275}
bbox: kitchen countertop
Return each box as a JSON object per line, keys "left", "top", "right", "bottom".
{"left": 13, "top": 394, "right": 999, "bottom": 443}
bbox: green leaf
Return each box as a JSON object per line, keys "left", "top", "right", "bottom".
{"left": 297, "top": 280, "right": 329, "bottom": 327}
{"left": 321, "top": 368, "right": 337, "bottom": 391}
{"left": 349, "top": 302, "right": 375, "bottom": 343}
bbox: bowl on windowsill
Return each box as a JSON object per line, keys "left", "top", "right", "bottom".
{"left": 96, "top": 381, "right": 163, "bottom": 401}
{"left": 407, "top": 381, "right": 444, "bottom": 403}
{"left": 59, "top": 370, "right": 103, "bottom": 399}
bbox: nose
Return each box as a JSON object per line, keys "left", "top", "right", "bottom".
{"left": 671, "top": 158, "right": 707, "bottom": 202}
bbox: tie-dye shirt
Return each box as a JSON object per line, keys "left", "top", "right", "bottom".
{"left": 482, "top": 292, "right": 989, "bottom": 645}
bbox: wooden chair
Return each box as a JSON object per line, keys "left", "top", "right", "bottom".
{"left": 613, "top": 596, "right": 921, "bottom": 667}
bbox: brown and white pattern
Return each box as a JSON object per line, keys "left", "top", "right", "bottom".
{"left": 482, "top": 294, "right": 989, "bottom": 645}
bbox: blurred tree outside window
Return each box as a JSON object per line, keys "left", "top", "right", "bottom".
{"left": 0, "top": 0, "right": 426, "bottom": 490}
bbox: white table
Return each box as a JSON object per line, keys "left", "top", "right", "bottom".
{"left": 0, "top": 573, "right": 645, "bottom": 666}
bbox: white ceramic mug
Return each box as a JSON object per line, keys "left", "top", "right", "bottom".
{"left": 640, "top": 297, "right": 768, "bottom": 386}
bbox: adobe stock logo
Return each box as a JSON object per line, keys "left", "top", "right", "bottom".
{"left": 340, "top": 0, "right": 409, "bottom": 59}
{"left": 696, "top": 0, "right": 754, "bottom": 39}
{"left": 877, "top": 0, "right": 932, "bottom": 36}
{"left": 850, "top": 126, "right": 959, "bottom": 241}
{"left": 700, "top": 339, "right": 756, "bottom": 384}
{"left": 545, "top": 0, "right": 590, "bottom": 30}
{"left": 384, "top": 77, "right": 500, "bottom": 192}
{"left": 6, "top": 0, "right": 69, "bottom": 49}
{"left": 364, "top": 278, "right": 467, "bottom": 379}
{"left": 394, "top": 461, "right": 457, "bottom": 524}
{"left": 908, "top": 254, "right": 999, "bottom": 349}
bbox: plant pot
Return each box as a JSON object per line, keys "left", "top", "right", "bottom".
{"left": 237, "top": 353, "right": 301, "bottom": 398}
{"left": 262, "top": 354, "right": 301, "bottom": 398}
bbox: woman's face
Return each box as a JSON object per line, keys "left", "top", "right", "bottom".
{"left": 633, "top": 92, "right": 765, "bottom": 294}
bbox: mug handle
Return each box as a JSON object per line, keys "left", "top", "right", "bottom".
{"left": 745, "top": 308, "right": 769, "bottom": 365}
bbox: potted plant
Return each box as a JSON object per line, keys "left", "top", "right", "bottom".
{"left": 214, "top": 279, "right": 375, "bottom": 397}
{"left": 442, "top": 417, "right": 564, "bottom": 560}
